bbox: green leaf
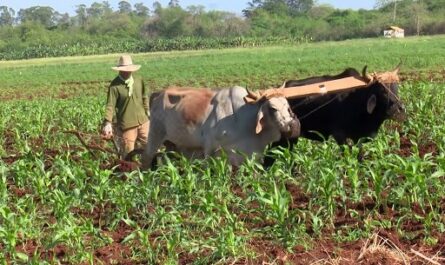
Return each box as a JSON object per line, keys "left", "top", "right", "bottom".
{"left": 431, "top": 170, "right": 445, "bottom": 179}
{"left": 15, "top": 252, "right": 29, "bottom": 262}
{"left": 121, "top": 232, "right": 137, "bottom": 244}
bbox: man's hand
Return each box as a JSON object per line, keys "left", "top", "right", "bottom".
{"left": 101, "top": 122, "right": 113, "bottom": 139}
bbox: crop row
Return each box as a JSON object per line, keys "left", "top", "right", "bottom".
{"left": 0, "top": 36, "right": 310, "bottom": 61}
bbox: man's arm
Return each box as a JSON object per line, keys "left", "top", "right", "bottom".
{"left": 102, "top": 86, "right": 117, "bottom": 138}
{"left": 142, "top": 80, "right": 149, "bottom": 114}
{"left": 104, "top": 86, "right": 117, "bottom": 122}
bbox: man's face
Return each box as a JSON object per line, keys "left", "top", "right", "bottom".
{"left": 119, "top": 71, "right": 132, "bottom": 80}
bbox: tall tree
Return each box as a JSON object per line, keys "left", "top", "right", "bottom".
{"left": 410, "top": 0, "right": 427, "bottom": 35}
{"left": 102, "top": 1, "right": 113, "bottom": 15}
{"left": 168, "top": 0, "right": 180, "bottom": 8}
{"left": 118, "top": 1, "right": 132, "bottom": 14}
{"left": 87, "top": 2, "right": 113, "bottom": 19}
{"left": 244, "top": 0, "right": 313, "bottom": 17}
{"left": 56, "top": 12, "right": 71, "bottom": 28}
{"left": 143, "top": 5, "right": 188, "bottom": 38}
{"left": 307, "top": 4, "right": 335, "bottom": 19}
{"left": 286, "top": 0, "right": 314, "bottom": 15}
{"left": 0, "top": 6, "right": 15, "bottom": 26}
{"left": 75, "top": 4, "right": 87, "bottom": 27}
{"left": 187, "top": 5, "right": 205, "bottom": 16}
{"left": 375, "top": 0, "right": 401, "bottom": 22}
{"left": 423, "top": 0, "right": 445, "bottom": 12}
{"left": 17, "top": 6, "right": 58, "bottom": 28}
{"left": 134, "top": 3, "right": 149, "bottom": 17}
{"left": 153, "top": 1, "right": 162, "bottom": 15}
{"left": 258, "top": 0, "right": 288, "bottom": 15}
{"left": 242, "top": 0, "right": 261, "bottom": 17}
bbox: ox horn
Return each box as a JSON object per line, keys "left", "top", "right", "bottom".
{"left": 244, "top": 88, "right": 260, "bottom": 103}
{"left": 362, "top": 65, "right": 373, "bottom": 83}
{"left": 392, "top": 60, "right": 403, "bottom": 75}
{"left": 279, "top": 81, "right": 286, "bottom": 89}
{"left": 245, "top": 88, "right": 259, "bottom": 101}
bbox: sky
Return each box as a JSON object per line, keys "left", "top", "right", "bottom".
{"left": 1, "top": 1, "right": 376, "bottom": 15}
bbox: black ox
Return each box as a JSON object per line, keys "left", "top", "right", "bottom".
{"left": 264, "top": 66, "right": 406, "bottom": 166}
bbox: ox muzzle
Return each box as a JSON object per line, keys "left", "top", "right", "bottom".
{"left": 388, "top": 101, "right": 407, "bottom": 122}
{"left": 282, "top": 118, "right": 301, "bottom": 139}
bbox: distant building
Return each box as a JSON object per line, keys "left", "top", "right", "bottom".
{"left": 384, "top": 26, "right": 405, "bottom": 38}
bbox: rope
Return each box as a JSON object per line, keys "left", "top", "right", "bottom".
{"left": 298, "top": 95, "right": 340, "bottom": 120}
{"left": 371, "top": 73, "right": 402, "bottom": 103}
{"left": 380, "top": 81, "right": 401, "bottom": 102}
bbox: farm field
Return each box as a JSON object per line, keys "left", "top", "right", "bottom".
{"left": 1, "top": 36, "right": 445, "bottom": 264}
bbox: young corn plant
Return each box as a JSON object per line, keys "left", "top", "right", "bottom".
{"left": 29, "top": 159, "right": 54, "bottom": 201}
{"left": 341, "top": 145, "right": 362, "bottom": 202}
{"left": 308, "top": 208, "right": 325, "bottom": 238}
{"left": 0, "top": 206, "right": 20, "bottom": 257}
{"left": 214, "top": 223, "right": 245, "bottom": 260}
{"left": 0, "top": 163, "right": 7, "bottom": 203}
{"left": 391, "top": 155, "right": 433, "bottom": 209}
{"left": 316, "top": 167, "right": 338, "bottom": 221}
{"left": 253, "top": 178, "right": 304, "bottom": 248}
{"left": 135, "top": 229, "right": 162, "bottom": 263}
{"left": 367, "top": 167, "right": 388, "bottom": 206}
{"left": 49, "top": 189, "right": 75, "bottom": 220}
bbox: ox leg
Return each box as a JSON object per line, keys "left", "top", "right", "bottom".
{"left": 204, "top": 140, "right": 229, "bottom": 165}
{"left": 141, "top": 121, "right": 166, "bottom": 170}
{"left": 338, "top": 138, "right": 366, "bottom": 162}
{"left": 355, "top": 138, "right": 370, "bottom": 162}
{"left": 203, "top": 143, "right": 215, "bottom": 161}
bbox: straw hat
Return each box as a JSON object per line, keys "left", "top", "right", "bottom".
{"left": 111, "top": 55, "right": 141, "bottom": 72}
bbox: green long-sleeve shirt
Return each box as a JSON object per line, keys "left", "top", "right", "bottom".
{"left": 104, "top": 75, "right": 149, "bottom": 130}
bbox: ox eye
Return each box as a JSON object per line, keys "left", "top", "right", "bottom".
{"left": 269, "top": 107, "right": 278, "bottom": 114}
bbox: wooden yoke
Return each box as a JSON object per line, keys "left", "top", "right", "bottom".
{"left": 279, "top": 76, "right": 368, "bottom": 99}
{"left": 244, "top": 76, "right": 369, "bottom": 103}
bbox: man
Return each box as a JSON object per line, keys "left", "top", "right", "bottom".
{"left": 101, "top": 55, "right": 149, "bottom": 157}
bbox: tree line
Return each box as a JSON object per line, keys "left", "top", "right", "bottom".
{"left": 0, "top": 0, "right": 444, "bottom": 59}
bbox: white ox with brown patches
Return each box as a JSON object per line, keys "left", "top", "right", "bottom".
{"left": 141, "top": 86, "right": 300, "bottom": 169}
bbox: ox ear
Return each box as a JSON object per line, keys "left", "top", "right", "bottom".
{"left": 367, "top": 94, "right": 377, "bottom": 114}
{"left": 255, "top": 106, "right": 265, "bottom": 134}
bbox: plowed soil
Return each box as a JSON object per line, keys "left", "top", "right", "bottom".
{"left": 3, "top": 130, "right": 444, "bottom": 264}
